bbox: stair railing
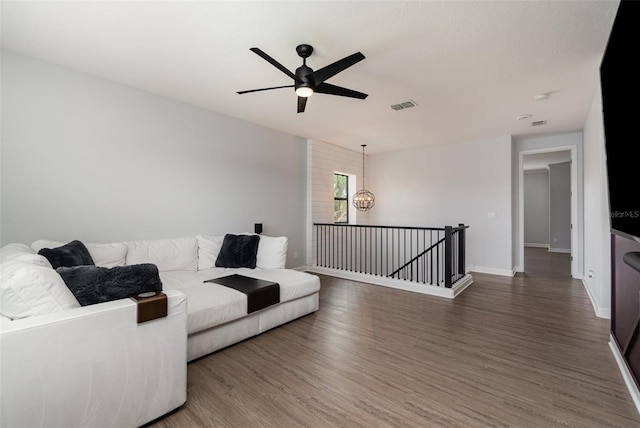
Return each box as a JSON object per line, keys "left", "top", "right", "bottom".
{"left": 313, "top": 223, "right": 468, "bottom": 288}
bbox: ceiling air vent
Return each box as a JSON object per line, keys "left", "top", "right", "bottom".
{"left": 390, "top": 100, "right": 418, "bottom": 111}
{"left": 531, "top": 120, "right": 547, "bottom": 127}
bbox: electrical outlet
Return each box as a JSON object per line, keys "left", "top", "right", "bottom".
{"left": 293, "top": 251, "right": 298, "bottom": 259}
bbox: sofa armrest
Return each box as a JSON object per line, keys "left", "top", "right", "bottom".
{"left": 0, "top": 290, "right": 187, "bottom": 428}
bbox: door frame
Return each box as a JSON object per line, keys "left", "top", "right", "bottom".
{"left": 518, "top": 145, "right": 579, "bottom": 277}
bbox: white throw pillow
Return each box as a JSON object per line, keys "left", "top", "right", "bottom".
{"left": 1, "top": 243, "right": 52, "bottom": 268}
{"left": 31, "top": 239, "right": 127, "bottom": 268}
{"left": 0, "top": 261, "right": 80, "bottom": 320}
{"left": 125, "top": 236, "right": 198, "bottom": 272}
{"left": 84, "top": 242, "right": 128, "bottom": 268}
{"left": 196, "top": 235, "right": 224, "bottom": 271}
{"left": 1, "top": 243, "right": 35, "bottom": 260}
{"left": 30, "top": 239, "right": 64, "bottom": 253}
{"left": 256, "top": 236, "right": 288, "bottom": 269}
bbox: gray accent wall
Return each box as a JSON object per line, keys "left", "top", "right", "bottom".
{"left": 0, "top": 51, "right": 308, "bottom": 266}
{"left": 548, "top": 162, "right": 571, "bottom": 252}
{"left": 523, "top": 170, "right": 549, "bottom": 247}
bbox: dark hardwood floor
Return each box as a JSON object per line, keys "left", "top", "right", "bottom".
{"left": 149, "top": 250, "right": 639, "bottom": 427}
{"left": 522, "top": 246, "right": 572, "bottom": 280}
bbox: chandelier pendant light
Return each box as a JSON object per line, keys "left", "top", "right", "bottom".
{"left": 353, "top": 144, "right": 375, "bottom": 211}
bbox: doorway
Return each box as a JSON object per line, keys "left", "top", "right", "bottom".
{"left": 518, "top": 146, "right": 579, "bottom": 278}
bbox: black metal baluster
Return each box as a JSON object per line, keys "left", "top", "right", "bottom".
{"left": 410, "top": 229, "right": 414, "bottom": 282}
{"left": 325, "top": 225, "right": 329, "bottom": 268}
{"left": 321, "top": 225, "right": 324, "bottom": 267}
{"left": 444, "top": 226, "right": 452, "bottom": 288}
{"left": 458, "top": 223, "right": 467, "bottom": 278}
{"left": 319, "top": 225, "right": 322, "bottom": 267}
{"left": 368, "top": 227, "right": 372, "bottom": 275}
{"left": 386, "top": 228, "right": 389, "bottom": 276}
{"left": 404, "top": 229, "right": 408, "bottom": 281}
{"left": 341, "top": 225, "right": 344, "bottom": 271}
{"left": 436, "top": 231, "right": 440, "bottom": 285}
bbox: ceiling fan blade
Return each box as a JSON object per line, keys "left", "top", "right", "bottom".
{"left": 311, "top": 52, "right": 365, "bottom": 85}
{"left": 237, "top": 85, "right": 294, "bottom": 95}
{"left": 297, "top": 96, "right": 308, "bottom": 113}
{"left": 250, "top": 48, "right": 298, "bottom": 81}
{"left": 315, "top": 83, "right": 368, "bottom": 99}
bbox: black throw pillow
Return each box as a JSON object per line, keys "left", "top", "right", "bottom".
{"left": 38, "top": 240, "right": 95, "bottom": 269}
{"left": 56, "top": 263, "right": 162, "bottom": 306}
{"left": 215, "top": 234, "right": 260, "bottom": 269}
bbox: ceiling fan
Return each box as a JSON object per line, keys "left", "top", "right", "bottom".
{"left": 237, "top": 44, "right": 368, "bottom": 113}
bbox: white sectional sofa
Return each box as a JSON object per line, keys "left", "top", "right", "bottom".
{"left": 0, "top": 233, "right": 321, "bottom": 427}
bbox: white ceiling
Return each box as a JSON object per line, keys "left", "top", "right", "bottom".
{"left": 0, "top": 1, "right": 620, "bottom": 154}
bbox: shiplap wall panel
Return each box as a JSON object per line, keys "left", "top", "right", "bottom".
{"left": 306, "top": 139, "right": 371, "bottom": 264}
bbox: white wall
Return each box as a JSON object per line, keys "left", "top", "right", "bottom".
{"left": 523, "top": 170, "right": 549, "bottom": 246}
{"left": 1, "top": 51, "right": 308, "bottom": 267}
{"left": 582, "top": 87, "right": 611, "bottom": 318}
{"left": 366, "top": 136, "right": 514, "bottom": 275}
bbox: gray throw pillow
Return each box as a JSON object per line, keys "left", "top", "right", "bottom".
{"left": 38, "top": 240, "right": 95, "bottom": 269}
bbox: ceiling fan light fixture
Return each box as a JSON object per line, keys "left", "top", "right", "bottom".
{"left": 295, "top": 86, "right": 314, "bottom": 97}
{"left": 238, "top": 44, "right": 367, "bottom": 112}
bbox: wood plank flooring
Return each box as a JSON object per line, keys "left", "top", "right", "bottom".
{"left": 148, "top": 249, "right": 640, "bottom": 427}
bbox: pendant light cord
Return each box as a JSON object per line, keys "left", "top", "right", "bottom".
{"left": 361, "top": 144, "right": 366, "bottom": 190}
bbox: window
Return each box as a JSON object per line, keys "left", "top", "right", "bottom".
{"left": 334, "top": 173, "right": 349, "bottom": 223}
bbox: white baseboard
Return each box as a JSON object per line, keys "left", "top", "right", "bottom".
{"left": 470, "top": 266, "right": 516, "bottom": 277}
{"left": 609, "top": 336, "right": 640, "bottom": 415}
{"left": 581, "top": 278, "right": 611, "bottom": 319}
{"left": 524, "top": 243, "right": 549, "bottom": 248}
{"left": 548, "top": 247, "right": 571, "bottom": 254}
{"left": 305, "top": 266, "right": 473, "bottom": 299}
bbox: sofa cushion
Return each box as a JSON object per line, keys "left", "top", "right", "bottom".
{"left": 196, "top": 234, "right": 224, "bottom": 271}
{"left": 32, "top": 240, "right": 128, "bottom": 268}
{"left": 56, "top": 264, "right": 163, "bottom": 306}
{"left": 125, "top": 236, "right": 198, "bottom": 272}
{"left": 160, "top": 270, "right": 247, "bottom": 334}
{"left": 215, "top": 234, "right": 260, "bottom": 269}
{"left": 0, "top": 243, "right": 53, "bottom": 268}
{"left": 38, "top": 240, "right": 95, "bottom": 269}
{"left": 231, "top": 268, "right": 321, "bottom": 304}
{"left": 0, "top": 261, "right": 80, "bottom": 320}
{"left": 256, "top": 236, "right": 288, "bottom": 269}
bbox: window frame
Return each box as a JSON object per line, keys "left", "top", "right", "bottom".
{"left": 333, "top": 173, "right": 349, "bottom": 224}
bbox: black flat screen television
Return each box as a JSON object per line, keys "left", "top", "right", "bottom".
{"left": 600, "top": 0, "right": 640, "bottom": 239}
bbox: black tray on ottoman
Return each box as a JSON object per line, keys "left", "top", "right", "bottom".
{"left": 205, "top": 274, "right": 280, "bottom": 313}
